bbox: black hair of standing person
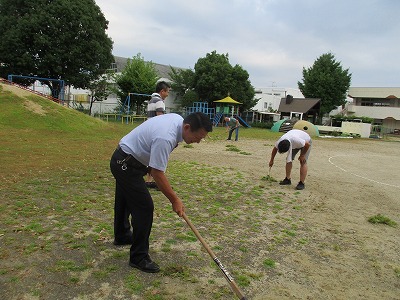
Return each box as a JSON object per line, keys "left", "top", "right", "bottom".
{"left": 184, "top": 112, "right": 213, "bottom": 133}
{"left": 155, "top": 81, "right": 171, "bottom": 93}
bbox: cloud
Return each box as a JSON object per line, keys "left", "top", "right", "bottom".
{"left": 95, "top": 0, "right": 400, "bottom": 88}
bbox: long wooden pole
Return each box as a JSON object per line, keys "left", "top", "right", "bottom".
{"left": 182, "top": 213, "right": 248, "bottom": 300}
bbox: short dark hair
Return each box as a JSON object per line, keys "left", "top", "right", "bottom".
{"left": 278, "top": 139, "right": 290, "bottom": 153}
{"left": 183, "top": 112, "right": 213, "bottom": 133}
{"left": 155, "top": 81, "right": 171, "bottom": 93}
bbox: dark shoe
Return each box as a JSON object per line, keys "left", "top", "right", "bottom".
{"left": 279, "top": 178, "right": 291, "bottom": 185}
{"left": 226, "top": 139, "right": 231, "bottom": 140}
{"left": 113, "top": 236, "right": 133, "bottom": 246}
{"left": 129, "top": 258, "right": 160, "bottom": 273}
{"left": 296, "top": 181, "right": 305, "bottom": 190}
{"left": 145, "top": 182, "right": 158, "bottom": 189}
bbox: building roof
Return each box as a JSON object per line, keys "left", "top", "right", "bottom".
{"left": 278, "top": 98, "right": 321, "bottom": 113}
{"left": 348, "top": 87, "right": 400, "bottom": 98}
{"left": 113, "top": 56, "right": 185, "bottom": 81}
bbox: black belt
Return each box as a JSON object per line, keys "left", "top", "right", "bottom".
{"left": 116, "top": 146, "right": 147, "bottom": 170}
{"left": 116, "top": 146, "right": 129, "bottom": 157}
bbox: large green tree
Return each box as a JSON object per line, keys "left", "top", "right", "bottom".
{"left": 0, "top": 0, "right": 114, "bottom": 98}
{"left": 114, "top": 53, "right": 158, "bottom": 114}
{"left": 193, "top": 51, "right": 257, "bottom": 111}
{"left": 169, "top": 67, "right": 199, "bottom": 108}
{"left": 298, "top": 53, "right": 351, "bottom": 121}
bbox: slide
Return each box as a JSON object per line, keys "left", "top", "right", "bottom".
{"left": 234, "top": 115, "right": 251, "bottom": 128}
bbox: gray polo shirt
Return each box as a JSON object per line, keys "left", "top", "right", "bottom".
{"left": 147, "top": 93, "right": 165, "bottom": 118}
{"left": 119, "top": 113, "right": 184, "bottom": 172}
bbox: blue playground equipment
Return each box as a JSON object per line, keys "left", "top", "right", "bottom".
{"left": 121, "top": 92, "right": 152, "bottom": 123}
{"left": 185, "top": 102, "right": 252, "bottom": 127}
{"left": 234, "top": 115, "right": 251, "bottom": 128}
{"left": 186, "top": 102, "right": 215, "bottom": 121}
{"left": 8, "top": 74, "right": 65, "bottom": 101}
{"left": 213, "top": 112, "right": 223, "bottom": 126}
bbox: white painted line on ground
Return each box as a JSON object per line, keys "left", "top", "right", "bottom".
{"left": 328, "top": 155, "right": 400, "bottom": 189}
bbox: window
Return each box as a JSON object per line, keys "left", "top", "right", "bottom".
{"left": 361, "top": 98, "right": 390, "bottom": 107}
{"left": 108, "top": 62, "right": 118, "bottom": 73}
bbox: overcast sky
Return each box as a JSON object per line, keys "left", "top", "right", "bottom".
{"left": 94, "top": 0, "right": 399, "bottom": 89}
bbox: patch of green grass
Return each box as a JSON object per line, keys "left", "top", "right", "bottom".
{"left": 261, "top": 175, "right": 277, "bottom": 182}
{"left": 368, "top": 214, "right": 397, "bottom": 227}
{"left": 93, "top": 266, "right": 118, "bottom": 279}
{"left": 70, "top": 277, "right": 79, "bottom": 284}
{"left": 298, "top": 238, "right": 308, "bottom": 245}
{"left": 176, "top": 232, "right": 198, "bottom": 242}
{"left": 283, "top": 229, "right": 296, "bottom": 237}
{"left": 394, "top": 267, "right": 400, "bottom": 278}
{"left": 239, "top": 246, "right": 247, "bottom": 253}
{"left": 263, "top": 258, "right": 276, "bottom": 268}
{"left": 125, "top": 273, "right": 144, "bottom": 293}
{"left": 239, "top": 151, "right": 252, "bottom": 155}
{"left": 54, "top": 260, "right": 89, "bottom": 272}
{"left": 225, "top": 144, "right": 240, "bottom": 152}
{"left": 235, "top": 274, "right": 251, "bottom": 287}
{"left": 162, "top": 264, "right": 194, "bottom": 281}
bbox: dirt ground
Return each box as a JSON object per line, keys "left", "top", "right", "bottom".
{"left": 169, "top": 136, "right": 400, "bottom": 299}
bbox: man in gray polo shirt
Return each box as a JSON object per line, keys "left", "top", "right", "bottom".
{"left": 110, "top": 112, "right": 212, "bottom": 273}
{"left": 145, "top": 81, "right": 170, "bottom": 189}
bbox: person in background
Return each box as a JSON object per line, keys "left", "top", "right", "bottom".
{"left": 110, "top": 112, "right": 213, "bottom": 273}
{"left": 145, "top": 81, "right": 171, "bottom": 188}
{"left": 224, "top": 116, "right": 240, "bottom": 141}
{"left": 268, "top": 129, "right": 312, "bottom": 190}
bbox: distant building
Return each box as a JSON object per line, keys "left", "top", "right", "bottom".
{"left": 252, "top": 87, "right": 304, "bottom": 112}
{"left": 242, "top": 87, "right": 304, "bottom": 124}
{"left": 346, "top": 87, "right": 400, "bottom": 133}
{"left": 278, "top": 96, "right": 321, "bottom": 124}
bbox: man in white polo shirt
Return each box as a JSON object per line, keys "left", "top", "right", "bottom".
{"left": 269, "top": 129, "right": 312, "bottom": 190}
{"left": 110, "top": 112, "right": 212, "bottom": 273}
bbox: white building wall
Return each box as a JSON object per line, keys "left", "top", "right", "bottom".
{"left": 341, "top": 122, "right": 371, "bottom": 138}
{"left": 347, "top": 105, "right": 400, "bottom": 120}
{"left": 252, "top": 87, "right": 304, "bottom": 112}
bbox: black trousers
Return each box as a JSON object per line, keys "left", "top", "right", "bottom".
{"left": 110, "top": 148, "right": 153, "bottom": 264}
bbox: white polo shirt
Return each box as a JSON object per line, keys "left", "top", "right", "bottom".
{"left": 119, "top": 113, "right": 184, "bottom": 172}
{"left": 275, "top": 129, "right": 311, "bottom": 163}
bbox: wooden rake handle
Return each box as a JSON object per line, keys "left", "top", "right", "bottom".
{"left": 182, "top": 212, "right": 248, "bottom": 300}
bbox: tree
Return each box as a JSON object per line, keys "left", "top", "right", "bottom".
{"left": 87, "top": 73, "right": 113, "bottom": 116}
{"left": 169, "top": 51, "right": 257, "bottom": 111}
{"left": 169, "top": 67, "right": 199, "bottom": 108}
{"left": 229, "top": 64, "right": 258, "bottom": 111}
{"left": 191, "top": 51, "right": 256, "bottom": 112}
{"left": 0, "top": 0, "right": 114, "bottom": 98}
{"left": 114, "top": 53, "right": 158, "bottom": 114}
{"left": 298, "top": 53, "right": 351, "bottom": 122}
